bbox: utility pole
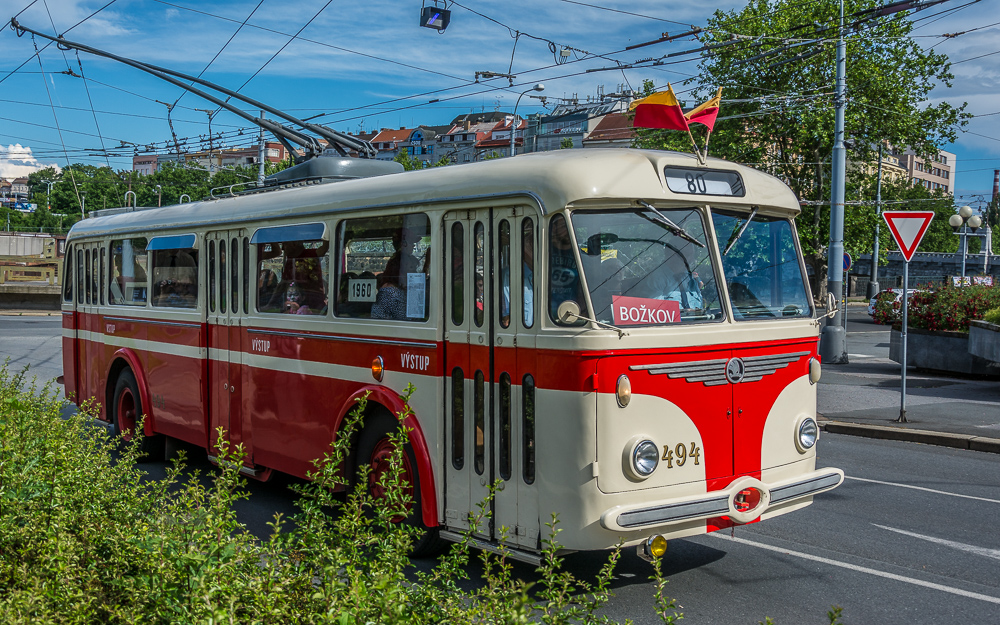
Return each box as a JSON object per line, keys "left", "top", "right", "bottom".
{"left": 867, "top": 144, "right": 883, "bottom": 298}
{"left": 820, "top": 0, "right": 848, "bottom": 365}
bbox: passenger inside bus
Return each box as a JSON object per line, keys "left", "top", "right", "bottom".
{"left": 258, "top": 240, "right": 327, "bottom": 315}
{"left": 371, "top": 256, "right": 407, "bottom": 320}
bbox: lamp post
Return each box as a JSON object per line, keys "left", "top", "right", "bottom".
{"left": 43, "top": 179, "right": 55, "bottom": 211}
{"left": 511, "top": 83, "right": 544, "bottom": 157}
{"left": 155, "top": 184, "right": 162, "bottom": 207}
{"left": 949, "top": 205, "right": 982, "bottom": 280}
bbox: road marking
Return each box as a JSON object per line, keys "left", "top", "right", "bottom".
{"left": 873, "top": 524, "right": 1000, "bottom": 561}
{"left": 848, "top": 353, "right": 874, "bottom": 358}
{"left": 710, "top": 533, "right": 1000, "bottom": 605}
{"left": 844, "top": 476, "right": 1000, "bottom": 505}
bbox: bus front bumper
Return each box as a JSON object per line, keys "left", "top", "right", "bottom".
{"left": 599, "top": 468, "right": 844, "bottom": 532}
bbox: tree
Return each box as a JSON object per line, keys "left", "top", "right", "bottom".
{"left": 633, "top": 0, "right": 969, "bottom": 296}
{"left": 560, "top": 137, "right": 574, "bottom": 149}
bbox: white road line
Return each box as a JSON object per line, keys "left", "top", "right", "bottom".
{"left": 848, "top": 353, "right": 874, "bottom": 358}
{"left": 873, "top": 524, "right": 1000, "bottom": 561}
{"left": 709, "top": 533, "right": 1000, "bottom": 605}
{"left": 844, "top": 476, "right": 1000, "bottom": 505}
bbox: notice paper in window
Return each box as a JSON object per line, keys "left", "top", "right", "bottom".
{"left": 407, "top": 273, "right": 426, "bottom": 318}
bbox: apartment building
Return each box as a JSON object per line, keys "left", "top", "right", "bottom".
{"left": 894, "top": 147, "right": 956, "bottom": 195}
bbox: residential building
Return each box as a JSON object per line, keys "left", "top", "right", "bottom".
{"left": 477, "top": 118, "right": 528, "bottom": 158}
{"left": 534, "top": 101, "right": 625, "bottom": 152}
{"left": 894, "top": 147, "right": 956, "bottom": 195}
{"left": 582, "top": 112, "right": 635, "bottom": 148}
{"left": 131, "top": 152, "right": 185, "bottom": 174}
{"left": 397, "top": 125, "right": 452, "bottom": 164}
{"left": 437, "top": 120, "right": 499, "bottom": 163}
{"left": 370, "top": 128, "right": 416, "bottom": 161}
{"left": 11, "top": 178, "right": 29, "bottom": 200}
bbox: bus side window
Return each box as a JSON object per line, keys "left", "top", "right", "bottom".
{"left": 548, "top": 214, "right": 587, "bottom": 325}
{"left": 522, "top": 373, "right": 535, "bottom": 485}
{"left": 334, "top": 214, "right": 430, "bottom": 321}
{"left": 499, "top": 372, "right": 511, "bottom": 480}
{"left": 151, "top": 248, "right": 199, "bottom": 309}
{"left": 473, "top": 222, "right": 484, "bottom": 327}
{"left": 91, "top": 248, "right": 98, "bottom": 304}
{"left": 474, "top": 369, "right": 485, "bottom": 476}
{"left": 84, "top": 248, "right": 91, "bottom": 305}
{"left": 63, "top": 245, "right": 73, "bottom": 303}
{"left": 231, "top": 238, "right": 239, "bottom": 314}
{"left": 451, "top": 221, "right": 464, "bottom": 325}
{"left": 242, "top": 237, "right": 250, "bottom": 314}
{"left": 110, "top": 238, "right": 149, "bottom": 306}
{"left": 100, "top": 248, "right": 106, "bottom": 306}
{"left": 522, "top": 218, "right": 534, "bottom": 328}
{"left": 451, "top": 367, "right": 464, "bottom": 470}
{"left": 499, "top": 220, "right": 511, "bottom": 329}
{"left": 76, "top": 248, "right": 84, "bottom": 304}
{"left": 209, "top": 240, "right": 217, "bottom": 312}
{"left": 257, "top": 238, "right": 328, "bottom": 316}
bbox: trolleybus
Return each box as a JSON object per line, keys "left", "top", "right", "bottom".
{"left": 61, "top": 148, "right": 843, "bottom": 560}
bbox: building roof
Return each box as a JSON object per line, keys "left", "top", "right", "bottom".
{"left": 370, "top": 127, "right": 414, "bottom": 144}
{"left": 449, "top": 111, "right": 509, "bottom": 125}
{"left": 583, "top": 112, "right": 635, "bottom": 143}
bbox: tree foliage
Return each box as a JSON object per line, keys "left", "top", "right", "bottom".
{"left": 633, "top": 0, "right": 970, "bottom": 293}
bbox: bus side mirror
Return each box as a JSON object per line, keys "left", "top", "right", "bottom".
{"left": 557, "top": 300, "right": 582, "bottom": 323}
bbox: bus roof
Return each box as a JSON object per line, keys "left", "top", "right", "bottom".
{"left": 68, "top": 149, "right": 800, "bottom": 240}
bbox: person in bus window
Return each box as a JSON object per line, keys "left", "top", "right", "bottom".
{"left": 258, "top": 269, "right": 278, "bottom": 306}
{"left": 371, "top": 256, "right": 407, "bottom": 320}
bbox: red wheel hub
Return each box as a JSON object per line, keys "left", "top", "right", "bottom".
{"left": 117, "top": 388, "right": 137, "bottom": 441}
{"left": 367, "top": 437, "right": 415, "bottom": 514}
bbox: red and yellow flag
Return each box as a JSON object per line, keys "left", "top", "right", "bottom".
{"left": 629, "top": 84, "right": 689, "bottom": 131}
{"left": 629, "top": 85, "right": 723, "bottom": 132}
{"left": 684, "top": 87, "right": 723, "bottom": 131}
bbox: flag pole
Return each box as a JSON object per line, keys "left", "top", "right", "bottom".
{"left": 686, "top": 126, "right": 704, "bottom": 164}
{"left": 701, "top": 129, "right": 713, "bottom": 161}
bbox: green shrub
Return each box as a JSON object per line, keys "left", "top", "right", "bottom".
{"left": 0, "top": 367, "right": 683, "bottom": 624}
{"left": 983, "top": 307, "right": 1000, "bottom": 325}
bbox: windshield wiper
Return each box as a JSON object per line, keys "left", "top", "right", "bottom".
{"left": 638, "top": 201, "right": 705, "bottom": 248}
{"left": 723, "top": 206, "right": 759, "bottom": 256}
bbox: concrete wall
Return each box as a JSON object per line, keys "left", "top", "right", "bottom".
{"left": 890, "top": 327, "right": 1000, "bottom": 376}
{"left": 0, "top": 234, "right": 47, "bottom": 257}
{"left": 969, "top": 321, "right": 1000, "bottom": 364}
{"left": 853, "top": 251, "right": 1000, "bottom": 289}
{"left": 0, "top": 284, "right": 60, "bottom": 310}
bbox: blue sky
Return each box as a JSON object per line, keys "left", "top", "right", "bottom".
{"left": 1, "top": 0, "right": 998, "bottom": 207}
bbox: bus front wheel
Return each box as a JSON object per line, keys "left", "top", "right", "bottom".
{"left": 112, "top": 369, "right": 164, "bottom": 462}
{"left": 355, "top": 411, "right": 446, "bottom": 557}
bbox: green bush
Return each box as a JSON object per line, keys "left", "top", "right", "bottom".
{"left": 0, "top": 367, "right": 684, "bottom": 624}
{"left": 872, "top": 290, "right": 901, "bottom": 325}
{"left": 982, "top": 307, "right": 1000, "bottom": 325}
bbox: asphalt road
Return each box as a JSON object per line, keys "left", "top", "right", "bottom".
{"left": 4, "top": 314, "right": 1000, "bottom": 623}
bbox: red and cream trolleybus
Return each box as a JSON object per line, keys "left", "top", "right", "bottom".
{"left": 61, "top": 148, "right": 843, "bottom": 560}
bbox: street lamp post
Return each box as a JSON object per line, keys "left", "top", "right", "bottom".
{"left": 43, "top": 180, "right": 55, "bottom": 211}
{"left": 156, "top": 184, "right": 162, "bottom": 207}
{"left": 511, "top": 83, "right": 544, "bottom": 157}
{"left": 949, "top": 205, "right": 983, "bottom": 279}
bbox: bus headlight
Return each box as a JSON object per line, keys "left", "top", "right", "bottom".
{"left": 796, "top": 417, "right": 819, "bottom": 452}
{"left": 625, "top": 438, "right": 659, "bottom": 479}
{"left": 616, "top": 374, "right": 631, "bottom": 408}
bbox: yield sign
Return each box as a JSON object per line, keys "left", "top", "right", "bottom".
{"left": 883, "top": 211, "right": 935, "bottom": 262}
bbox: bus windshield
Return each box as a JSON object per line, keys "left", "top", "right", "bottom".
{"left": 712, "top": 210, "right": 812, "bottom": 320}
{"left": 569, "top": 208, "right": 724, "bottom": 326}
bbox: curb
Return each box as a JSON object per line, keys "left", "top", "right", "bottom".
{"left": 819, "top": 419, "right": 1000, "bottom": 454}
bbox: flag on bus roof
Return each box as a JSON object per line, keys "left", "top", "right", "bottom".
{"left": 684, "top": 87, "right": 723, "bottom": 131}
{"left": 629, "top": 84, "right": 689, "bottom": 131}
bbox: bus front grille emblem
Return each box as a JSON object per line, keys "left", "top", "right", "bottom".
{"left": 725, "top": 358, "right": 745, "bottom": 384}
{"left": 631, "top": 351, "right": 809, "bottom": 386}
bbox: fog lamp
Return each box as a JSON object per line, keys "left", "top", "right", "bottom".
{"left": 644, "top": 535, "right": 668, "bottom": 559}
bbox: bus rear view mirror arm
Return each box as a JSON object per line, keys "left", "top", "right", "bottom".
{"left": 557, "top": 300, "right": 629, "bottom": 339}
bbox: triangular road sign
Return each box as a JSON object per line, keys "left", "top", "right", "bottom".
{"left": 883, "top": 211, "right": 935, "bottom": 262}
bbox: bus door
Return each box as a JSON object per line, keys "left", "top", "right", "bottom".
{"left": 205, "top": 230, "right": 250, "bottom": 459}
{"left": 443, "top": 209, "right": 536, "bottom": 548}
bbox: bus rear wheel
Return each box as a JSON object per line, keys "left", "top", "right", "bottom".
{"left": 355, "top": 411, "right": 446, "bottom": 557}
{"left": 112, "top": 369, "right": 164, "bottom": 462}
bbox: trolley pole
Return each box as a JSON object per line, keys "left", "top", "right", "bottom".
{"left": 258, "top": 110, "right": 266, "bottom": 187}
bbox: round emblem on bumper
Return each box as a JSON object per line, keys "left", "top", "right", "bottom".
{"left": 725, "top": 357, "right": 745, "bottom": 383}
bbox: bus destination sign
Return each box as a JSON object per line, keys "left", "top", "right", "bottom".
{"left": 663, "top": 167, "right": 745, "bottom": 197}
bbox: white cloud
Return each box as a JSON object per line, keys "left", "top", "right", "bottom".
{"left": 0, "top": 145, "right": 60, "bottom": 179}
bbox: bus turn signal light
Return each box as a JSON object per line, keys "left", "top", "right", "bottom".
{"left": 372, "top": 356, "right": 384, "bottom": 382}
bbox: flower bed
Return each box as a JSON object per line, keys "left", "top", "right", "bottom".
{"left": 877, "top": 283, "right": 1000, "bottom": 332}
